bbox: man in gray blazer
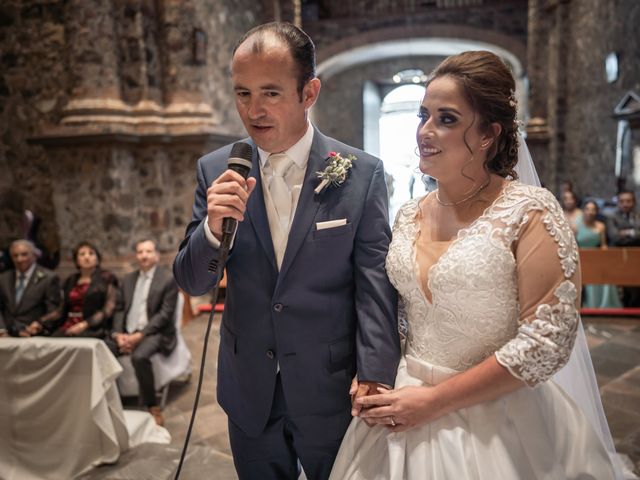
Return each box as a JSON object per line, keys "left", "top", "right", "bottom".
{"left": 173, "top": 22, "right": 400, "bottom": 479}
{"left": 110, "top": 239, "right": 178, "bottom": 425}
{"left": 606, "top": 190, "right": 640, "bottom": 306}
{"left": 0, "top": 240, "right": 61, "bottom": 337}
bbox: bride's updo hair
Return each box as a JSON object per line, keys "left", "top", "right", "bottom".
{"left": 426, "top": 51, "right": 519, "bottom": 179}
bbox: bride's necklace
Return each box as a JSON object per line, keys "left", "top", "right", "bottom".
{"left": 435, "top": 179, "right": 491, "bottom": 207}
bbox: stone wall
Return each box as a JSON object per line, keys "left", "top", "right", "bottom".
{"left": 526, "top": 0, "right": 640, "bottom": 198}
{"left": 309, "top": 1, "right": 528, "bottom": 168}
{"left": 2, "top": 0, "right": 640, "bottom": 269}
{"left": 305, "top": 1, "right": 529, "bottom": 52}
{"left": 313, "top": 56, "right": 444, "bottom": 150}
{"left": 0, "top": 0, "right": 263, "bottom": 264}
{"left": 562, "top": 0, "right": 640, "bottom": 199}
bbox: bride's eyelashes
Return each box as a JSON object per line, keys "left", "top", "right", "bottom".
{"left": 417, "top": 109, "right": 459, "bottom": 127}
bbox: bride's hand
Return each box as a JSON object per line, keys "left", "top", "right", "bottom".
{"left": 356, "top": 386, "right": 446, "bottom": 432}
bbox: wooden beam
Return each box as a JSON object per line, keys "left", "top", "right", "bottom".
{"left": 579, "top": 248, "right": 640, "bottom": 286}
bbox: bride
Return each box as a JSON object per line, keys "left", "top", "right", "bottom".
{"left": 330, "top": 51, "right": 622, "bottom": 479}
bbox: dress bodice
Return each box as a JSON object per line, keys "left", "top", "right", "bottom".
{"left": 386, "top": 182, "right": 580, "bottom": 382}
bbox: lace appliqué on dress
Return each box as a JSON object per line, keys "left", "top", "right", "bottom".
{"left": 495, "top": 281, "right": 579, "bottom": 387}
{"left": 386, "top": 183, "right": 581, "bottom": 377}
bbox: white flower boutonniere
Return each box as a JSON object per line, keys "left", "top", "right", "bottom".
{"left": 34, "top": 270, "right": 45, "bottom": 283}
{"left": 314, "top": 151, "right": 357, "bottom": 195}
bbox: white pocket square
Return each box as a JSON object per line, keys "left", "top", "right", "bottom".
{"left": 316, "top": 219, "right": 347, "bottom": 230}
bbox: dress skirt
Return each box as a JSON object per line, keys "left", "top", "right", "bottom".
{"left": 329, "top": 355, "right": 616, "bottom": 480}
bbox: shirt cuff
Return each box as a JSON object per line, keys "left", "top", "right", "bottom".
{"left": 205, "top": 216, "right": 237, "bottom": 249}
{"left": 204, "top": 216, "right": 222, "bottom": 248}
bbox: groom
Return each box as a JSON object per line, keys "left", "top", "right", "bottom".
{"left": 173, "top": 22, "right": 400, "bottom": 479}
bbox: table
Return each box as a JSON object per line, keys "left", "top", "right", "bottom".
{"left": 0, "top": 337, "right": 129, "bottom": 480}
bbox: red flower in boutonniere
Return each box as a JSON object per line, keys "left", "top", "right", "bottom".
{"left": 314, "top": 151, "right": 357, "bottom": 195}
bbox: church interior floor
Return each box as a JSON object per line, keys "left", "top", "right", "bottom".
{"left": 81, "top": 312, "right": 640, "bottom": 479}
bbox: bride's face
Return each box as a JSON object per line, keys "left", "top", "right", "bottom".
{"left": 416, "top": 76, "right": 493, "bottom": 183}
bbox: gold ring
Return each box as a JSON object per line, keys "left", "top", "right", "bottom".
{"left": 390, "top": 416, "right": 396, "bottom": 426}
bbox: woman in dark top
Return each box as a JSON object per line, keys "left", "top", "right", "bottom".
{"left": 54, "top": 241, "right": 117, "bottom": 338}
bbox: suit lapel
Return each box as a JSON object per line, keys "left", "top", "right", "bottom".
{"left": 278, "top": 132, "right": 329, "bottom": 280}
{"left": 146, "top": 268, "right": 160, "bottom": 314}
{"left": 6, "top": 271, "right": 17, "bottom": 310}
{"left": 245, "top": 143, "right": 278, "bottom": 271}
{"left": 125, "top": 271, "right": 139, "bottom": 313}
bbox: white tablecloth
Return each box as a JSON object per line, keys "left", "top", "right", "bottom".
{"left": 0, "top": 337, "right": 132, "bottom": 479}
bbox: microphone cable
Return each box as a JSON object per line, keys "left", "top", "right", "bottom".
{"left": 173, "top": 244, "right": 231, "bottom": 479}
{"left": 173, "top": 141, "right": 252, "bottom": 478}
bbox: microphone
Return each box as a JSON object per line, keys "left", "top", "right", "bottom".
{"left": 220, "top": 141, "right": 254, "bottom": 251}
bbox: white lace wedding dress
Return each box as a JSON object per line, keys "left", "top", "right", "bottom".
{"left": 330, "top": 182, "right": 617, "bottom": 480}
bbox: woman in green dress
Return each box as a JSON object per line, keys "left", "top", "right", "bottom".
{"left": 575, "top": 200, "right": 623, "bottom": 308}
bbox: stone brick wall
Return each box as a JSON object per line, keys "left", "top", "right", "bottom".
{"left": 2, "top": 0, "right": 639, "bottom": 269}
{"left": 0, "top": 1, "right": 69, "bottom": 255}
{"left": 525, "top": 0, "right": 640, "bottom": 198}
{"left": 305, "top": 1, "right": 529, "bottom": 52}
{"left": 313, "top": 56, "right": 444, "bottom": 150}
{"left": 561, "top": 0, "right": 640, "bottom": 199}
{"left": 0, "top": 0, "right": 263, "bottom": 264}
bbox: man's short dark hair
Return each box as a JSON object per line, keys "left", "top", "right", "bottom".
{"left": 618, "top": 189, "right": 636, "bottom": 199}
{"left": 233, "top": 22, "right": 316, "bottom": 98}
{"left": 134, "top": 238, "right": 158, "bottom": 252}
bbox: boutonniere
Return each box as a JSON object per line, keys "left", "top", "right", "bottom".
{"left": 314, "top": 151, "right": 357, "bottom": 195}
{"left": 34, "top": 270, "right": 44, "bottom": 283}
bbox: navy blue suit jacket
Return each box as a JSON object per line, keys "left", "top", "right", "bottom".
{"left": 173, "top": 129, "right": 400, "bottom": 437}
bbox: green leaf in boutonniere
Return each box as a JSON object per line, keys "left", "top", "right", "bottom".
{"left": 314, "top": 151, "right": 357, "bottom": 195}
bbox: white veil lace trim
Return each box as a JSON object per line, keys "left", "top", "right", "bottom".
{"left": 516, "top": 132, "right": 626, "bottom": 479}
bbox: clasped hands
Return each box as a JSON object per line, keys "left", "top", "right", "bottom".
{"left": 350, "top": 378, "right": 444, "bottom": 433}
{"left": 114, "top": 332, "right": 144, "bottom": 354}
{"left": 18, "top": 321, "right": 43, "bottom": 337}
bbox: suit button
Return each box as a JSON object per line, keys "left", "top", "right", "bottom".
{"left": 266, "top": 350, "right": 275, "bottom": 360}
{"left": 273, "top": 303, "right": 283, "bottom": 312}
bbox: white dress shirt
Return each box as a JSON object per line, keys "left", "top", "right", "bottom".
{"left": 125, "top": 265, "right": 157, "bottom": 333}
{"left": 204, "top": 123, "right": 315, "bottom": 255}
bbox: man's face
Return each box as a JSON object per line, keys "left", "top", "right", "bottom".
{"left": 10, "top": 244, "right": 35, "bottom": 273}
{"left": 135, "top": 241, "right": 159, "bottom": 272}
{"left": 618, "top": 193, "right": 636, "bottom": 214}
{"left": 231, "top": 36, "right": 320, "bottom": 153}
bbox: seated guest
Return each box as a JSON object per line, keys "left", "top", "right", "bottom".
{"left": 606, "top": 190, "right": 640, "bottom": 307}
{"left": 108, "top": 239, "right": 178, "bottom": 426}
{"left": 607, "top": 190, "right": 640, "bottom": 246}
{"left": 561, "top": 189, "right": 581, "bottom": 233}
{"left": 0, "top": 240, "right": 61, "bottom": 337}
{"left": 576, "top": 201, "right": 622, "bottom": 308}
{"left": 54, "top": 241, "right": 118, "bottom": 338}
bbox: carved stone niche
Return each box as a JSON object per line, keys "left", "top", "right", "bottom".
{"left": 613, "top": 90, "right": 640, "bottom": 189}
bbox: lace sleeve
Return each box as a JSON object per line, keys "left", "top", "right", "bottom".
{"left": 495, "top": 192, "right": 580, "bottom": 387}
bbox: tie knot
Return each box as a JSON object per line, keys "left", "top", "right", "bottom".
{"left": 268, "top": 153, "right": 292, "bottom": 177}
{"left": 19, "top": 273, "right": 26, "bottom": 280}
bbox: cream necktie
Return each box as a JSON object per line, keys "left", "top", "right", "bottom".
{"left": 126, "top": 272, "right": 149, "bottom": 333}
{"left": 268, "top": 153, "right": 294, "bottom": 233}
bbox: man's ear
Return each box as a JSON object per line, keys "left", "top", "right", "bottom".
{"left": 303, "top": 78, "right": 321, "bottom": 109}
